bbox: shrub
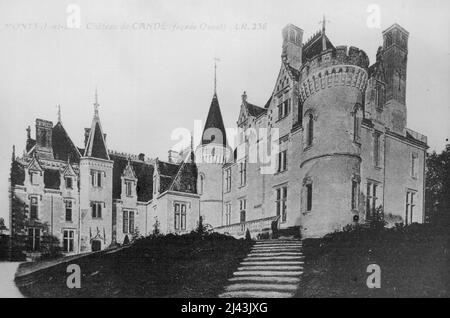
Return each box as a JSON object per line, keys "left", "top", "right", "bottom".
{"left": 245, "top": 228, "right": 252, "bottom": 240}
{"left": 40, "top": 234, "right": 63, "bottom": 260}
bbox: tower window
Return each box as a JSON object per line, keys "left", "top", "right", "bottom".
{"left": 199, "top": 174, "right": 204, "bottom": 195}
{"left": 351, "top": 180, "right": 359, "bottom": 210}
{"left": 91, "top": 202, "right": 103, "bottom": 218}
{"left": 307, "top": 114, "right": 314, "bottom": 147}
{"left": 374, "top": 132, "right": 381, "bottom": 167}
{"left": 276, "top": 186, "right": 288, "bottom": 222}
{"left": 91, "top": 170, "right": 102, "bottom": 187}
{"left": 65, "top": 200, "right": 72, "bottom": 222}
{"left": 411, "top": 153, "right": 418, "bottom": 178}
{"left": 225, "top": 168, "right": 232, "bottom": 192}
{"left": 65, "top": 177, "right": 73, "bottom": 189}
{"left": 405, "top": 191, "right": 415, "bottom": 225}
{"left": 239, "top": 161, "right": 247, "bottom": 187}
{"left": 306, "top": 184, "right": 313, "bottom": 212}
{"left": 30, "top": 197, "right": 38, "bottom": 219}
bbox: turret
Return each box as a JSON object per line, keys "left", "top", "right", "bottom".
{"left": 281, "top": 24, "right": 303, "bottom": 70}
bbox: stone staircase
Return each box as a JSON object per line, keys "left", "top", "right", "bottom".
{"left": 219, "top": 238, "right": 303, "bottom": 298}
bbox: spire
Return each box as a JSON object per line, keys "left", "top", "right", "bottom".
{"left": 214, "top": 57, "right": 220, "bottom": 95}
{"left": 320, "top": 15, "right": 330, "bottom": 51}
{"left": 202, "top": 93, "right": 227, "bottom": 147}
{"left": 94, "top": 87, "right": 99, "bottom": 118}
{"left": 57, "top": 104, "right": 62, "bottom": 123}
{"left": 242, "top": 91, "right": 247, "bottom": 103}
{"left": 84, "top": 88, "right": 109, "bottom": 160}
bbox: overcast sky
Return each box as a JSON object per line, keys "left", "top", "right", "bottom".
{"left": 0, "top": 0, "right": 449, "bottom": 223}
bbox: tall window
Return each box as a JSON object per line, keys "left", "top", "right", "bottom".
{"left": 30, "top": 172, "right": 39, "bottom": 185}
{"left": 65, "top": 177, "right": 73, "bottom": 189}
{"left": 199, "top": 174, "right": 204, "bottom": 195}
{"left": 351, "top": 180, "right": 359, "bottom": 210}
{"left": 91, "top": 202, "right": 102, "bottom": 218}
{"left": 30, "top": 197, "right": 38, "bottom": 219}
{"left": 277, "top": 150, "right": 288, "bottom": 173}
{"left": 353, "top": 113, "right": 361, "bottom": 142}
{"left": 65, "top": 200, "right": 72, "bottom": 222}
{"left": 129, "top": 211, "right": 135, "bottom": 233}
{"left": 411, "top": 153, "right": 418, "bottom": 178}
{"left": 405, "top": 191, "right": 415, "bottom": 225}
{"left": 123, "top": 210, "right": 129, "bottom": 233}
{"left": 306, "top": 183, "right": 313, "bottom": 212}
{"left": 225, "top": 168, "right": 232, "bottom": 192}
{"left": 307, "top": 114, "right": 314, "bottom": 147}
{"left": 174, "top": 203, "right": 186, "bottom": 231}
{"left": 125, "top": 180, "right": 133, "bottom": 197}
{"left": 366, "top": 182, "right": 379, "bottom": 218}
{"left": 63, "top": 229, "right": 75, "bottom": 252}
{"left": 91, "top": 170, "right": 102, "bottom": 187}
{"left": 374, "top": 132, "right": 381, "bottom": 167}
{"left": 239, "top": 199, "right": 246, "bottom": 223}
{"left": 278, "top": 99, "right": 290, "bottom": 120}
{"left": 224, "top": 203, "right": 232, "bottom": 226}
{"left": 28, "top": 228, "right": 40, "bottom": 251}
{"left": 239, "top": 161, "right": 247, "bottom": 187}
{"left": 276, "top": 186, "right": 288, "bottom": 222}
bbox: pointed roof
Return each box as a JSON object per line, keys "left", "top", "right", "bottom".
{"left": 122, "top": 157, "right": 137, "bottom": 179}
{"left": 201, "top": 94, "right": 227, "bottom": 147}
{"left": 302, "top": 30, "right": 334, "bottom": 62}
{"left": 52, "top": 122, "right": 82, "bottom": 162}
{"left": 84, "top": 92, "right": 110, "bottom": 160}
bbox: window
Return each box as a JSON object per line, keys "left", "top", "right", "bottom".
{"left": 307, "top": 114, "right": 314, "bottom": 147}
{"left": 277, "top": 150, "right": 288, "bottom": 173}
{"left": 225, "top": 168, "right": 232, "bottom": 192}
{"left": 239, "top": 199, "right": 246, "bottom": 223}
{"left": 30, "top": 172, "right": 39, "bottom": 185}
{"left": 91, "top": 202, "right": 102, "bottom": 218}
{"left": 353, "top": 113, "right": 361, "bottom": 142}
{"left": 374, "top": 132, "right": 381, "bottom": 167}
{"left": 239, "top": 161, "right": 247, "bottom": 187}
{"left": 224, "top": 203, "right": 232, "bottom": 226}
{"left": 278, "top": 99, "right": 290, "bottom": 120}
{"left": 65, "top": 177, "right": 73, "bottom": 189}
{"left": 65, "top": 200, "right": 72, "bottom": 222}
{"left": 276, "top": 186, "right": 288, "bottom": 222}
{"left": 199, "top": 174, "right": 204, "bottom": 195}
{"left": 405, "top": 191, "right": 415, "bottom": 225}
{"left": 125, "top": 180, "right": 133, "bottom": 197}
{"left": 30, "top": 197, "right": 38, "bottom": 219}
{"left": 123, "top": 210, "right": 129, "bottom": 233}
{"left": 366, "top": 182, "right": 379, "bottom": 219}
{"left": 306, "top": 184, "right": 313, "bottom": 212}
{"left": 28, "top": 228, "right": 40, "bottom": 251}
{"left": 411, "top": 153, "right": 418, "bottom": 178}
{"left": 91, "top": 170, "right": 102, "bottom": 187}
{"left": 351, "top": 180, "right": 359, "bottom": 210}
{"left": 129, "top": 211, "right": 135, "bottom": 233}
{"left": 63, "top": 229, "right": 75, "bottom": 252}
{"left": 174, "top": 203, "right": 186, "bottom": 231}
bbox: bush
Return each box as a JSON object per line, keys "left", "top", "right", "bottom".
{"left": 245, "top": 228, "right": 252, "bottom": 240}
{"left": 0, "top": 234, "right": 8, "bottom": 260}
{"left": 40, "top": 235, "right": 63, "bottom": 260}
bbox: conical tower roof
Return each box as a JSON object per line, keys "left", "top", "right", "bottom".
{"left": 201, "top": 93, "right": 227, "bottom": 147}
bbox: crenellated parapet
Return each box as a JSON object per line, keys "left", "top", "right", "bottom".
{"left": 299, "top": 46, "right": 369, "bottom": 103}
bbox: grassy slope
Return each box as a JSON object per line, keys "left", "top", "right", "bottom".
{"left": 296, "top": 224, "right": 450, "bottom": 297}
{"left": 16, "top": 235, "right": 253, "bottom": 298}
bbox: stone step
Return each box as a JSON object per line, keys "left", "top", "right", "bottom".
{"left": 254, "top": 242, "right": 302, "bottom": 245}
{"left": 248, "top": 252, "right": 303, "bottom": 257}
{"left": 244, "top": 255, "right": 304, "bottom": 261}
{"left": 240, "top": 261, "right": 304, "bottom": 266}
{"left": 251, "top": 246, "right": 302, "bottom": 250}
{"left": 225, "top": 283, "right": 298, "bottom": 292}
{"left": 219, "top": 290, "right": 294, "bottom": 298}
{"left": 233, "top": 270, "right": 303, "bottom": 277}
{"left": 251, "top": 248, "right": 302, "bottom": 252}
{"left": 229, "top": 276, "right": 301, "bottom": 284}
{"left": 238, "top": 265, "right": 303, "bottom": 271}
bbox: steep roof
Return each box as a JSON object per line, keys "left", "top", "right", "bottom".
{"left": 202, "top": 93, "right": 227, "bottom": 147}
{"left": 110, "top": 154, "right": 154, "bottom": 202}
{"left": 84, "top": 108, "right": 109, "bottom": 160}
{"left": 245, "top": 102, "right": 267, "bottom": 117}
{"left": 52, "top": 122, "right": 81, "bottom": 163}
{"left": 302, "top": 31, "right": 334, "bottom": 62}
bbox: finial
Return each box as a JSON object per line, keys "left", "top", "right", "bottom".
{"left": 57, "top": 104, "right": 62, "bottom": 123}
{"left": 94, "top": 87, "right": 99, "bottom": 117}
{"left": 26, "top": 126, "right": 31, "bottom": 139}
{"left": 242, "top": 91, "right": 247, "bottom": 103}
{"left": 214, "top": 57, "right": 220, "bottom": 95}
{"left": 12, "top": 145, "right": 15, "bottom": 161}
{"left": 319, "top": 15, "right": 330, "bottom": 51}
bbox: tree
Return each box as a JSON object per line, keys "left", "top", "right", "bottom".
{"left": 426, "top": 143, "right": 450, "bottom": 225}
{"left": 0, "top": 217, "right": 7, "bottom": 234}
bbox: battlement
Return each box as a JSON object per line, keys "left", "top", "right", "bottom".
{"left": 300, "top": 45, "right": 369, "bottom": 79}
{"left": 109, "top": 149, "right": 154, "bottom": 164}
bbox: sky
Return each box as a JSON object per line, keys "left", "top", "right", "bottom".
{"left": 0, "top": 0, "right": 449, "bottom": 223}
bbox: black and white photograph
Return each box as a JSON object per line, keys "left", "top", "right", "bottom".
{"left": 0, "top": 0, "right": 449, "bottom": 303}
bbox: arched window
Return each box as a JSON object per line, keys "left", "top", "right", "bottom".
{"left": 307, "top": 114, "right": 314, "bottom": 146}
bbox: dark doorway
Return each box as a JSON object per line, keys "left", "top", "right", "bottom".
{"left": 91, "top": 240, "right": 101, "bottom": 251}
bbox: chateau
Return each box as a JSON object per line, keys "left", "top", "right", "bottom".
{"left": 9, "top": 22, "right": 428, "bottom": 257}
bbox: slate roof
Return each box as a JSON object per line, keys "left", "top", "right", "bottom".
{"left": 202, "top": 93, "right": 227, "bottom": 147}
{"left": 302, "top": 31, "right": 334, "bottom": 62}
{"left": 110, "top": 154, "right": 154, "bottom": 202}
{"left": 84, "top": 121, "right": 109, "bottom": 160}
{"left": 52, "top": 122, "right": 81, "bottom": 163}
{"left": 245, "top": 102, "right": 267, "bottom": 117}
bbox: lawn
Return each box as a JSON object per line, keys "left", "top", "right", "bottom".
{"left": 16, "top": 233, "right": 253, "bottom": 298}
{"left": 296, "top": 223, "right": 450, "bottom": 297}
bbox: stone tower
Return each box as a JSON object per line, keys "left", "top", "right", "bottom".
{"left": 79, "top": 92, "right": 113, "bottom": 252}
{"left": 196, "top": 93, "right": 228, "bottom": 228}
{"left": 299, "top": 33, "right": 369, "bottom": 237}
{"left": 281, "top": 24, "right": 303, "bottom": 70}
{"left": 381, "top": 23, "right": 409, "bottom": 134}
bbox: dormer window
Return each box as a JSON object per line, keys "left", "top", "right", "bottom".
{"left": 65, "top": 177, "right": 73, "bottom": 189}
{"left": 30, "top": 171, "right": 39, "bottom": 185}
{"left": 125, "top": 180, "right": 133, "bottom": 197}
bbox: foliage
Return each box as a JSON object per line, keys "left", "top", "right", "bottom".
{"left": 193, "top": 215, "right": 212, "bottom": 236}
{"left": 0, "top": 217, "right": 7, "bottom": 232}
{"left": 40, "top": 234, "right": 63, "bottom": 260}
{"left": 426, "top": 143, "right": 450, "bottom": 225}
{"left": 245, "top": 228, "right": 252, "bottom": 240}
{"left": 123, "top": 235, "right": 130, "bottom": 245}
{"left": 152, "top": 218, "right": 161, "bottom": 236}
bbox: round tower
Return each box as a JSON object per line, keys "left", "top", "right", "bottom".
{"left": 299, "top": 45, "right": 369, "bottom": 237}
{"left": 196, "top": 93, "right": 230, "bottom": 228}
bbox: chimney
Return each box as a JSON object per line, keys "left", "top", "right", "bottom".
{"left": 35, "top": 119, "right": 53, "bottom": 159}
{"left": 84, "top": 128, "right": 90, "bottom": 146}
{"left": 138, "top": 153, "right": 145, "bottom": 161}
{"left": 281, "top": 24, "right": 303, "bottom": 70}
